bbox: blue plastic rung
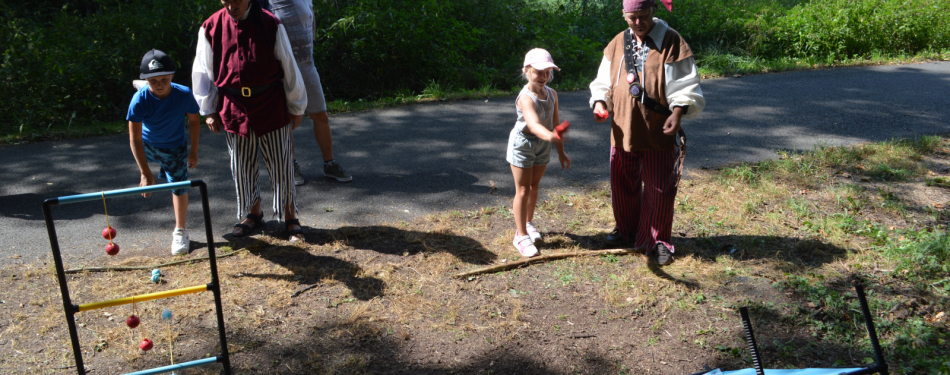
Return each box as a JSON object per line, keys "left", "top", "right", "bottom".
{"left": 55, "top": 181, "right": 194, "bottom": 205}
{"left": 121, "top": 356, "right": 219, "bottom": 375}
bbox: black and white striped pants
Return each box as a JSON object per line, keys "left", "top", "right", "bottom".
{"left": 225, "top": 125, "right": 297, "bottom": 221}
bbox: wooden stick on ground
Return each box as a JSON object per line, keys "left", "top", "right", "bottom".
{"left": 453, "top": 248, "right": 641, "bottom": 279}
{"left": 64, "top": 249, "right": 249, "bottom": 274}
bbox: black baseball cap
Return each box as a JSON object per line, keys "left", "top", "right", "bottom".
{"left": 139, "top": 49, "right": 177, "bottom": 79}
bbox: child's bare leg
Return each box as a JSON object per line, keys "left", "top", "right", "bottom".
{"left": 525, "top": 164, "right": 547, "bottom": 224}
{"left": 310, "top": 112, "right": 334, "bottom": 161}
{"left": 172, "top": 192, "right": 188, "bottom": 229}
{"left": 511, "top": 164, "right": 534, "bottom": 237}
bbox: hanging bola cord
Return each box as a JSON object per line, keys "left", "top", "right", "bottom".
{"left": 623, "top": 29, "right": 643, "bottom": 99}
{"left": 102, "top": 192, "right": 120, "bottom": 256}
{"left": 128, "top": 296, "right": 152, "bottom": 351}
{"left": 102, "top": 192, "right": 113, "bottom": 247}
{"left": 165, "top": 309, "right": 175, "bottom": 367}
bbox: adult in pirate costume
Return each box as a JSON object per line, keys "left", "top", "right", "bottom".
{"left": 589, "top": 0, "right": 705, "bottom": 265}
{"left": 192, "top": 0, "right": 308, "bottom": 242}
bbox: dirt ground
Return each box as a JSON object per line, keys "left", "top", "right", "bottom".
{"left": 2, "top": 141, "right": 949, "bottom": 374}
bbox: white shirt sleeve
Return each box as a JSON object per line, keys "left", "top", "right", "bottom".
{"left": 664, "top": 56, "right": 705, "bottom": 120}
{"left": 275, "top": 23, "right": 307, "bottom": 116}
{"left": 192, "top": 26, "right": 218, "bottom": 116}
{"left": 589, "top": 56, "right": 613, "bottom": 108}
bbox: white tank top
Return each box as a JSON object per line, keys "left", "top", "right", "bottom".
{"left": 513, "top": 85, "right": 556, "bottom": 138}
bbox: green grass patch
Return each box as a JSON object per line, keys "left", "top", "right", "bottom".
{"left": 1, "top": 120, "right": 126, "bottom": 145}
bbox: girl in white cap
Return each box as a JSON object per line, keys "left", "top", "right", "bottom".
{"left": 506, "top": 48, "right": 571, "bottom": 258}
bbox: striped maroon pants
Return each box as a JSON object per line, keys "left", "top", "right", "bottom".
{"left": 609, "top": 147, "right": 678, "bottom": 250}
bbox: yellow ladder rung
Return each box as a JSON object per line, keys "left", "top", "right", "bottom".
{"left": 77, "top": 284, "right": 209, "bottom": 312}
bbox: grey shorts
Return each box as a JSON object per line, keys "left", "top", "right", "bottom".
{"left": 299, "top": 63, "right": 327, "bottom": 114}
{"left": 268, "top": 0, "right": 327, "bottom": 114}
{"left": 506, "top": 129, "right": 551, "bottom": 168}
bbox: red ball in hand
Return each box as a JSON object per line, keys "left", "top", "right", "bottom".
{"left": 126, "top": 315, "right": 140, "bottom": 329}
{"left": 105, "top": 243, "right": 120, "bottom": 256}
{"left": 139, "top": 338, "right": 153, "bottom": 351}
{"left": 554, "top": 120, "right": 571, "bottom": 139}
{"left": 594, "top": 110, "right": 609, "bottom": 120}
{"left": 102, "top": 226, "right": 117, "bottom": 240}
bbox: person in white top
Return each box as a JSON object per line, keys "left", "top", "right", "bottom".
{"left": 588, "top": 0, "right": 705, "bottom": 266}
{"left": 192, "top": 0, "right": 308, "bottom": 242}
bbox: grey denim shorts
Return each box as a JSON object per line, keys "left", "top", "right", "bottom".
{"left": 268, "top": 0, "right": 327, "bottom": 114}
{"left": 506, "top": 129, "right": 551, "bottom": 168}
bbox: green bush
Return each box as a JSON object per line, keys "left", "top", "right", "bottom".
{"left": 765, "top": 0, "right": 950, "bottom": 58}
{"left": 2, "top": 0, "right": 949, "bottom": 136}
{"left": 1, "top": 0, "right": 217, "bottom": 135}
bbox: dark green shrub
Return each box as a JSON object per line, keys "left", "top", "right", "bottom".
{"left": 3, "top": 0, "right": 948, "bottom": 136}
{"left": 1, "top": 0, "right": 218, "bottom": 134}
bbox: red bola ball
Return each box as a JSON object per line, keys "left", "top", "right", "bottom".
{"left": 102, "top": 226, "right": 117, "bottom": 240}
{"left": 594, "top": 110, "right": 609, "bottom": 120}
{"left": 139, "top": 338, "right": 153, "bottom": 351}
{"left": 105, "top": 243, "right": 120, "bottom": 256}
{"left": 126, "top": 315, "right": 140, "bottom": 329}
{"left": 554, "top": 120, "right": 571, "bottom": 139}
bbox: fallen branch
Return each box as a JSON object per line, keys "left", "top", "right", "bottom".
{"left": 65, "top": 249, "right": 249, "bottom": 274}
{"left": 453, "top": 248, "right": 641, "bottom": 279}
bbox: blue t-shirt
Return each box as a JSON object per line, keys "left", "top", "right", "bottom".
{"left": 126, "top": 83, "right": 200, "bottom": 149}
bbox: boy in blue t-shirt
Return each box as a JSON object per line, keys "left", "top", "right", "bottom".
{"left": 126, "top": 49, "right": 201, "bottom": 256}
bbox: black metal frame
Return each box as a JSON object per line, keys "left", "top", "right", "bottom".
{"left": 734, "top": 284, "right": 888, "bottom": 375}
{"left": 42, "top": 180, "right": 231, "bottom": 375}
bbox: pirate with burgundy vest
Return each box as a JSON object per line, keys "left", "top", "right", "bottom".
{"left": 192, "top": 0, "right": 308, "bottom": 242}
{"left": 589, "top": 0, "right": 705, "bottom": 265}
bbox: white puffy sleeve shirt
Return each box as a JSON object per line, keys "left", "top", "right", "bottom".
{"left": 589, "top": 19, "right": 705, "bottom": 120}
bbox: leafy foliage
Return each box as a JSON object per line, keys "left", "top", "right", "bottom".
{"left": 1, "top": 0, "right": 217, "bottom": 135}
{"left": 2, "top": 0, "right": 949, "bottom": 137}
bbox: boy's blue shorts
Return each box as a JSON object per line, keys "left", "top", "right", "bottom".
{"left": 143, "top": 143, "right": 189, "bottom": 196}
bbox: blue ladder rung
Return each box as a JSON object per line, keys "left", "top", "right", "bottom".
{"left": 55, "top": 181, "right": 194, "bottom": 205}
{"left": 122, "top": 356, "right": 220, "bottom": 375}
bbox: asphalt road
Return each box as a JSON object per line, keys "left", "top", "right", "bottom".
{"left": 2, "top": 61, "right": 948, "bottom": 263}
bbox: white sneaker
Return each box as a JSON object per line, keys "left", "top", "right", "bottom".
{"left": 512, "top": 234, "right": 538, "bottom": 257}
{"left": 171, "top": 228, "right": 190, "bottom": 255}
{"left": 526, "top": 222, "right": 542, "bottom": 242}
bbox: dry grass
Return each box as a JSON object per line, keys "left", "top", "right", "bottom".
{"left": 2, "top": 136, "right": 949, "bottom": 374}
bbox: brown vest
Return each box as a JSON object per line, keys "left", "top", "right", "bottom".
{"left": 604, "top": 26, "right": 693, "bottom": 151}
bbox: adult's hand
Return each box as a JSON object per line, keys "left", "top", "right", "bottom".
{"left": 663, "top": 107, "right": 685, "bottom": 135}
{"left": 206, "top": 114, "right": 222, "bottom": 133}
{"left": 291, "top": 114, "right": 303, "bottom": 130}
{"left": 593, "top": 101, "right": 608, "bottom": 123}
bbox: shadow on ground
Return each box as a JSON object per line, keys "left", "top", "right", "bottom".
{"left": 224, "top": 224, "right": 497, "bottom": 301}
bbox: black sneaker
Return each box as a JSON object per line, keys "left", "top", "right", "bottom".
{"left": 605, "top": 228, "right": 632, "bottom": 246}
{"left": 323, "top": 161, "right": 352, "bottom": 182}
{"left": 648, "top": 242, "right": 673, "bottom": 266}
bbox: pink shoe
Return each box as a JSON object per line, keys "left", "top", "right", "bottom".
{"left": 513, "top": 234, "right": 539, "bottom": 257}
